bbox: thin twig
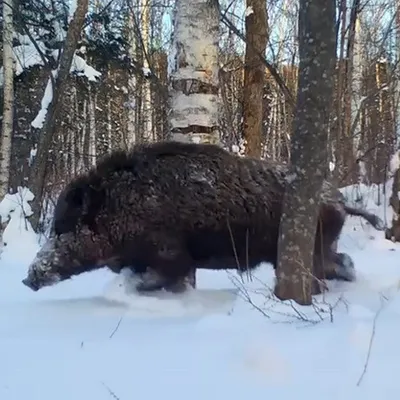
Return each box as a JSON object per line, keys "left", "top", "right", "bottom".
{"left": 109, "top": 316, "right": 123, "bottom": 339}
{"left": 356, "top": 295, "right": 386, "bottom": 386}
{"left": 101, "top": 381, "right": 121, "bottom": 400}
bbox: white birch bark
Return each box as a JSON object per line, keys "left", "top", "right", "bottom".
{"left": 88, "top": 84, "right": 97, "bottom": 166}
{"left": 351, "top": 16, "right": 364, "bottom": 179}
{"left": 141, "top": 0, "right": 153, "bottom": 141}
{"left": 168, "top": 0, "right": 220, "bottom": 144}
{"left": 396, "top": 3, "right": 400, "bottom": 146}
{"left": 127, "top": 9, "right": 138, "bottom": 147}
{"left": 0, "top": 0, "right": 14, "bottom": 200}
{"left": 0, "top": 0, "right": 15, "bottom": 251}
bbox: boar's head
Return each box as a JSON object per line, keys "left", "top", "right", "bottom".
{"left": 22, "top": 177, "right": 114, "bottom": 291}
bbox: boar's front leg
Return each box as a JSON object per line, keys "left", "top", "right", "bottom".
{"left": 133, "top": 233, "right": 196, "bottom": 294}
{"left": 135, "top": 265, "right": 196, "bottom": 294}
{"left": 134, "top": 268, "right": 171, "bottom": 292}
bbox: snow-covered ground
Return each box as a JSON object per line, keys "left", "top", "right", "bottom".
{"left": 1, "top": 182, "right": 400, "bottom": 399}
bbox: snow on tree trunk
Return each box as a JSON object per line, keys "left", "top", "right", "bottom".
{"left": 29, "top": 0, "right": 89, "bottom": 232}
{"left": 168, "top": 0, "right": 220, "bottom": 144}
{"left": 274, "top": 0, "right": 336, "bottom": 305}
{"left": 0, "top": 0, "right": 15, "bottom": 249}
{"left": 242, "top": 0, "right": 268, "bottom": 158}
{"left": 0, "top": 0, "right": 14, "bottom": 199}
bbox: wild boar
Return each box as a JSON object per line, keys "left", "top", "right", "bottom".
{"left": 22, "top": 140, "right": 384, "bottom": 293}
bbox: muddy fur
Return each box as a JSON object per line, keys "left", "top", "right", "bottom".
{"left": 22, "top": 140, "right": 384, "bottom": 293}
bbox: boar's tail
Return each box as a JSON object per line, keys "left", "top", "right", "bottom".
{"left": 343, "top": 205, "right": 385, "bottom": 231}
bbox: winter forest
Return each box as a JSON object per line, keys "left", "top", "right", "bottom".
{"left": 1, "top": 0, "right": 400, "bottom": 397}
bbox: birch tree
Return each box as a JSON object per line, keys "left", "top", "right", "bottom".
{"left": 168, "top": 0, "right": 220, "bottom": 144}
{"left": 127, "top": 2, "right": 139, "bottom": 147}
{"left": 0, "top": 0, "right": 14, "bottom": 200}
{"left": 242, "top": 0, "right": 268, "bottom": 158}
{"left": 166, "top": 0, "right": 220, "bottom": 287}
{"left": 274, "top": 0, "right": 336, "bottom": 305}
{"left": 141, "top": 0, "right": 153, "bottom": 140}
{"left": 351, "top": 13, "right": 363, "bottom": 172}
{"left": 0, "top": 0, "right": 14, "bottom": 249}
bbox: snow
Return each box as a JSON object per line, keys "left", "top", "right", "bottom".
{"left": 31, "top": 70, "right": 57, "bottom": 129}
{"left": 31, "top": 54, "right": 101, "bottom": 129}
{"left": 2, "top": 181, "right": 400, "bottom": 398}
{"left": 0, "top": 35, "right": 101, "bottom": 90}
{"left": 389, "top": 150, "right": 400, "bottom": 175}
{"left": 68, "top": 0, "right": 78, "bottom": 22}
{"left": 0, "top": 187, "right": 34, "bottom": 228}
{"left": 245, "top": 6, "right": 254, "bottom": 17}
{"left": 70, "top": 54, "right": 102, "bottom": 82}
{"left": 142, "top": 67, "right": 152, "bottom": 77}
{"left": 0, "top": 36, "right": 48, "bottom": 86}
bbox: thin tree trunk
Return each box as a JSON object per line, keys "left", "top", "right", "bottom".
{"left": 127, "top": 7, "right": 138, "bottom": 147}
{"left": 385, "top": 2, "right": 400, "bottom": 242}
{"left": 29, "top": 0, "right": 89, "bottom": 232}
{"left": 242, "top": 0, "right": 268, "bottom": 157}
{"left": 0, "top": 0, "right": 14, "bottom": 249}
{"left": 0, "top": 0, "right": 14, "bottom": 200}
{"left": 341, "top": 0, "right": 361, "bottom": 185}
{"left": 334, "top": 0, "right": 347, "bottom": 183}
{"left": 274, "top": 0, "right": 336, "bottom": 305}
{"left": 141, "top": 0, "right": 153, "bottom": 141}
{"left": 351, "top": 13, "right": 363, "bottom": 178}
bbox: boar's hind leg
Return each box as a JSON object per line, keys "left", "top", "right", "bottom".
{"left": 328, "top": 252, "right": 356, "bottom": 282}
{"left": 314, "top": 251, "right": 356, "bottom": 283}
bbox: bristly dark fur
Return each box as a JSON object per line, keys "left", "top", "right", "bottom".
{"left": 23, "top": 140, "right": 385, "bottom": 293}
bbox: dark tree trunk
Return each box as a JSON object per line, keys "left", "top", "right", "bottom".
{"left": 28, "top": 0, "right": 89, "bottom": 232}
{"left": 274, "top": 0, "right": 337, "bottom": 305}
{"left": 242, "top": 0, "right": 269, "bottom": 158}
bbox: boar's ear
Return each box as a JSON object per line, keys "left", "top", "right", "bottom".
{"left": 64, "top": 186, "right": 84, "bottom": 209}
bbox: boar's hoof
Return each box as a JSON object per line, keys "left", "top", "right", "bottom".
{"left": 333, "top": 252, "right": 356, "bottom": 282}
{"left": 135, "top": 280, "right": 166, "bottom": 293}
{"left": 134, "top": 277, "right": 189, "bottom": 294}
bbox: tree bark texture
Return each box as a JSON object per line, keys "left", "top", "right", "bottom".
{"left": 140, "top": 0, "right": 153, "bottom": 141}
{"left": 28, "top": 0, "right": 89, "bottom": 232}
{"left": 168, "top": 0, "right": 220, "bottom": 144}
{"left": 0, "top": 0, "right": 14, "bottom": 199}
{"left": 385, "top": 0, "right": 400, "bottom": 242}
{"left": 274, "top": 0, "right": 336, "bottom": 305}
{"left": 242, "top": 0, "right": 268, "bottom": 158}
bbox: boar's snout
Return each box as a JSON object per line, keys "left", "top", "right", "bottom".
{"left": 22, "top": 237, "right": 65, "bottom": 292}
{"left": 22, "top": 277, "right": 39, "bottom": 291}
